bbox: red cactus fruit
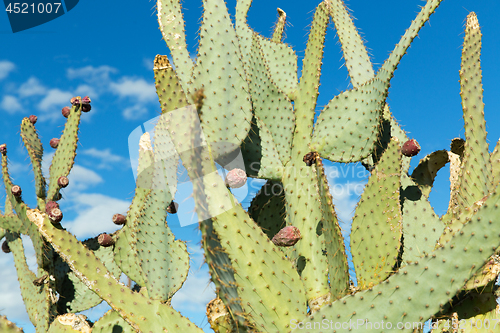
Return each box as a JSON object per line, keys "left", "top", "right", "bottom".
{"left": 29, "top": 115, "right": 37, "bottom": 125}
{"left": 48, "top": 208, "right": 63, "bottom": 223}
{"left": 58, "top": 176, "right": 69, "bottom": 188}
{"left": 0, "top": 144, "right": 6, "bottom": 155}
{"left": 225, "top": 168, "right": 247, "bottom": 189}
{"left": 61, "top": 106, "right": 71, "bottom": 118}
{"left": 167, "top": 201, "right": 179, "bottom": 214}
{"left": 50, "top": 138, "right": 60, "bottom": 149}
{"left": 98, "top": 233, "right": 114, "bottom": 247}
{"left": 45, "top": 201, "right": 60, "bottom": 214}
{"left": 81, "top": 104, "right": 91, "bottom": 112}
{"left": 2, "top": 241, "right": 10, "bottom": 253}
{"left": 112, "top": 213, "right": 127, "bottom": 225}
{"left": 402, "top": 139, "right": 421, "bottom": 157}
{"left": 11, "top": 185, "right": 22, "bottom": 197}
{"left": 271, "top": 226, "right": 301, "bottom": 247}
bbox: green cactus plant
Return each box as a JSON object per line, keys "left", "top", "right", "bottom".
{"left": 1, "top": 1, "right": 499, "bottom": 332}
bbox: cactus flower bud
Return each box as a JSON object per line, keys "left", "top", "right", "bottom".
{"left": 58, "top": 176, "right": 69, "bottom": 188}
{"left": 2, "top": 241, "right": 10, "bottom": 253}
{"left": 61, "top": 106, "right": 71, "bottom": 118}
{"left": 272, "top": 226, "right": 301, "bottom": 247}
{"left": 225, "top": 168, "right": 247, "bottom": 189}
{"left": 29, "top": 115, "right": 37, "bottom": 125}
{"left": 167, "top": 201, "right": 179, "bottom": 214}
{"left": 82, "top": 96, "right": 91, "bottom": 104}
{"left": 112, "top": 213, "right": 127, "bottom": 225}
{"left": 11, "top": 185, "right": 22, "bottom": 197}
{"left": 402, "top": 139, "right": 421, "bottom": 157}
{"left": 50, "top": 138, "right": 60, "bottom": 149}
{"left": 98, "top": 233, "right": 114, "bottom": 247}
{"left": 48, "top": 208, "right": 63, "bottom": 223}
{"left": 0, "top": 144, "right": 6, "bottom": 155}
{"left": 70, "top": 97, "right": 80, "bottom": 105}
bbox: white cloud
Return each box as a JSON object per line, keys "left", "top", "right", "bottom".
{"left": 122, "top": 103, "right": 149, "bottom": 120}
{"left": 66, "top": 165, "right": 104, "bottom": 191}
{"left": 18, "top": 77, "right": 47, "bottom": 97}
{"left": 0, "top": 95, "right": 22, "bottom": 114}
{"left": 74, "top": 84, "right": 98, "bottom": 99}
{"left": 66, "top": 65, "right": 117, "bottom": 84}
{"left": 109, "top": 78, "right": 157, "bottom": 102}
{"left": 62, "top": 193, "right": 130, "bottom": 239}
{"left": 0, "top": 60, "right": 15, "bottom": 80}
{"left": 80, "top": 148, "right": 128, "bottom": 169}
{"left": 38, "top": 89, "right": 73, "bottom": 112}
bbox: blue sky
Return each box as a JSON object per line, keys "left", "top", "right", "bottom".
{"left": 0, "top": 0, "right": 499, "bottom": 332}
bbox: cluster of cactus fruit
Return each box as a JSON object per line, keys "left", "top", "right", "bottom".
{"left": 1, "top": 0, "right": 500, "bottom": 332}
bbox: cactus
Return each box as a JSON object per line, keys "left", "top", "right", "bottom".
{"left": 1, "top": 1, "right": 499, "bottom": 332}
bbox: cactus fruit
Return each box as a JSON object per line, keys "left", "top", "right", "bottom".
{"left": 303, "top": 152, "right": 319, "bottom": 166}
{"left": 45, "top": 201, "right": 59, "bottom": 214}
{"left": 112, "top": 213, "right": 126, "bottom": 225}
{"left": 57, "top": 176, "right": 69, "bottom": 188}
{"left": 61, "top": 106, "right": 71, "bottom": 118}
{"left": 97, "top": 233, "right": 114, "bottom": 247}
{"left": 49, "top": 138, "right": 60, "bottom": 149}
{"left": 1, "top": 241, "right": 10, "bottom": 253}
{"left": 11, "top": 185, "right": 21, "bottom": 197}
{"left": 166, "top": 201, "right": 178, "bottom": 214}
{"left": 402, "top": 139, "right": 421, "bottom": 157}
{"left": 28, "top": 115, "right": 37, "bottom": 125}
{"left": 271, "top": 226, "right": 302, "bottom": 247}
{"left": 48, "top": 208, "right": 63, "bottom": 223}
{"left": 0, "top": 143, "right": 5, "bottom": 155}
{"left": 224, "top": 168, "right": 247, "bottom": 188}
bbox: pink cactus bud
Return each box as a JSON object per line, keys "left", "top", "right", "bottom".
{"left": 272, "top": 226, "right": 301, "bottom": 247}
{"left": 0, "top": 144, "right": 6, "bottom": 155}
{"left": 61, "top": 106, "right": 71, "bottom": 118}
{"left": 48, "top": 208, "right": 63, "bottom": 223}
{"left": 225, "top": 168, "right": 247, "bottom": 188}
{"left": 11, "top": 185, "right": 22, "bottom": 197}
{"left": 167, "top": 201, "right": 178, "bottom": 214}
{"left": 70, "top": 97, "right": 80, "bottom": 105}
{"left": 2, "top": 241, "right": 10, "bottom": 253}
{"left": 50, "top": 138, "right": 60, "bottom": 149}
{"left": 81, "top": 104, "right": 91, "bottom": 112}
{"left": 82, "top": 96, "right": 91, "bottom": 104}
{"left": 45, "top": 201, "right": 60, "bottom": 214}
{"left": 112, "top": 214, "right": 127, "bottom": 225}
{"left": 98, "top": 233, "right": 114, "bottom": 247}
{"left": 58, "top": 176, "right": 69, "bottom": 188}
{"left": 402, "top": 139, "right": 421, "bottom": 157}
{"left": 29, "top": 115, "right": 37, "bottom": 125}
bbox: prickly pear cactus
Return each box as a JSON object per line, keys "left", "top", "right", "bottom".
{"left": 1, "top": 1, "right": 499, "bottom": 332}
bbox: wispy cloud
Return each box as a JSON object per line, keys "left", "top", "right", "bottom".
{"left": 38, "top": 89, "right": 73, "bottom": 121}
{"left": 0, "top": 60, "right": 15, "bottom": 80}
{"left": 80, "top": 148, "right": 128, "bottom": 170}
{"left": 18, "top": 77, "right": 47, "bottom": 97}
{"left": 109, "top": 77, "right": 157, "bottom": 102}
{"left": 0, "top": 95, "right": 22, "bottom": 114}
{"left": 122, "top": 104, "right": 149, "bottom": 120}
{"left": 66, "top": 65, "right": 118, "bottom": 85}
